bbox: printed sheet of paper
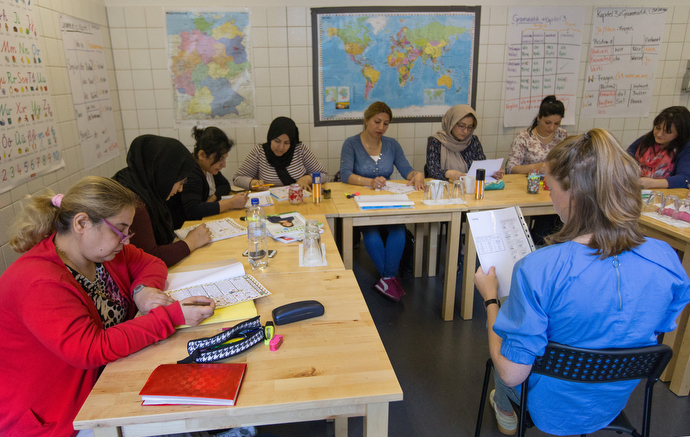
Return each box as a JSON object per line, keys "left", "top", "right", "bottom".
{"left": 269, "top": 185, "right": 311, "bottom": 201}
{"left": 175, "top": 218, "right": 246, "bottom": 242}
{"left": 467, "top": 159, "right": 504, "bottom": 183}
{"left": 467, "top": 207, "right": 535, "bottom": 297}
{"left": 383, "top": 181, "right": 417, "bottom": 194}
{"left": 165, "top": 260, "right": 270, "bottom": 308}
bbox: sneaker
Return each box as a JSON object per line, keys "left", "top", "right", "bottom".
{"left": 374, "top": 277, "right": 402, "bottom": 302}
{"left": 391, "top": 277, "right": 406, "bottom": 299}
{"left": 489, "top": 389, "right": 517, "bottom": 435}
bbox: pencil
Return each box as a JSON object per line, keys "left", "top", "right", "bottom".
{"left": 182, "top": 302, "right": 212, "bottom": 306}
{"left": 252, "top": 183, "right": 274, "bottom": 188}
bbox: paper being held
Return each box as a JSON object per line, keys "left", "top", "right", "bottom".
{"left": 467, "top": 158, "right": 504, "bottom": 183}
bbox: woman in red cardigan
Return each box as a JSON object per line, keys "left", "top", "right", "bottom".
{"left": 0, "top": 176, "right": 215, "bottom": 437}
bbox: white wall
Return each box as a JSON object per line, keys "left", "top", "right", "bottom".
{"left": 0, "top": 0, "right": 126, "bottom": 273}
{"left": 1, "top": 0, "right": 689, "bottom": 273}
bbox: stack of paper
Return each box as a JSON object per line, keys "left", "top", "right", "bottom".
{"left": 175, "top": 217, "right": 246, "bottom": 243}
{"left": 265, "top": 212, "right": 321, "bottom": 243}
{"left": 221, "top": 192, "right": 273, "bottom": 207}
{"left": 354, "top": 194, "right": 414, "bottom": 210}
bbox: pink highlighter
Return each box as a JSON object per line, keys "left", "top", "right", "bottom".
{"left": 269, "top": 335, "right": 284, "bottom": 351}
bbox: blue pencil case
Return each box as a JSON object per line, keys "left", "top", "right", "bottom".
{"left": 485, "top": 180, "right": 505, "bottom": 190}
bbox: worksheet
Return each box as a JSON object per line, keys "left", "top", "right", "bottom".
{"left": 467, "top": 158, "right": 505, "bottom": 183}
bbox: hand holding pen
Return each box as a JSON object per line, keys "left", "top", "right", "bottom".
{"left": 179, "top": 296, "right": 215, "bottom": 326}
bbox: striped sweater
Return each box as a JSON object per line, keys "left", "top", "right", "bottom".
{"left": 233, "top": 143, "right": 328, "bottom": 189}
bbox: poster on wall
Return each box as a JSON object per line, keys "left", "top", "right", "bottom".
{"left": 581, "top": 7, "right": 667, "bottom": 119}
{"left": 504, "top": 7, "right": 584, "bottom": 128}
{"left": 0, "top": 0, "right": 63, "bottom": 194}
{"left": 60, "top": 15, "right": 119, "bottom": 170}
{"left": 312, "top": 6, "right": 481, "bottom": 126}
{"left": 165, "top": 9, "right": 255, "bottom": 127}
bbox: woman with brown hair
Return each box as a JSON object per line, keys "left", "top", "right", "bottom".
{"left": 0, "top": 176, "right": 214, "bottom": 437}
{"left": 475, "top": 129, "right": 690, "bottom": 435}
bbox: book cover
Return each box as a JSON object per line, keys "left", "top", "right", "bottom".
{"left": 140, "top": 363, "right": 247, "bottom": 406}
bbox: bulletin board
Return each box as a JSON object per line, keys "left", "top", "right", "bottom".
{"left": 0, "top": 0, "right": 63, "bottom": 194}
{"left": 581, "top": 7, "right": 667, "bottom": 119}
{"left": 60, "top": 15, "right": 119, "bottom": 170}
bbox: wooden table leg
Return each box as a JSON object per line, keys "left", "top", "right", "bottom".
{"left": 343, "top": 217, "right": 353, "bottom": 269}
{"left": 428, "top": 222, "right": 440, "bottom": 277}
{"left": 442, "top": 212, "right": 462, "bottom": 321}
{"left": 414, "top": 223, "right": 425, "bottom": 278}
{"left": 364, "top": 402, "right": 389, "bottom": 437}
{"left": 461, "top": 224, "right": 477, "bottom": 320}
{"left": 334, "top": 416, "right": 348, "bottom": 437}
{"left": 93, "top": 427, "right": 121, "bottom": 437}
{"left": 669, "top": 306, "right": 690, "bottom": 396}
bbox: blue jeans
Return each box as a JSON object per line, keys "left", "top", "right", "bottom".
{"left": 493, "top": 371, "right": 521, "bottom": 413}
{"left": 361, "top": 224, "right": 406, "bottom": 278}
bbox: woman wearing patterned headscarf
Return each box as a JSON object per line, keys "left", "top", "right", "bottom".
{"left": 426, "top": 104, "right": 503, "bottom": 181}
{"left": 113, "top": 135, "right": 212, "bottom": 266}
{"left": 233, "top": 116, "right": 328, "bottom": 190}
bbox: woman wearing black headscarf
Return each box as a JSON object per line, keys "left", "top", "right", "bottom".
{"left": 233, "top": 117, "right": 327, "bottom": 190}
{"left": 113, "top": 135, "right": 212, "bottom": 267}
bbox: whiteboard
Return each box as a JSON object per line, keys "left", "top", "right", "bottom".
{"left": 580, "top": 8, "right": 667, "bottom": 119}
{"left": 504, "top": 7, "right": 585, "bottom": 128}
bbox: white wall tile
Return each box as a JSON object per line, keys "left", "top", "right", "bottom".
{"left": 130, "top": 49, "right": 152, "bottom": 70}
{"left": 287, "top": 7, "right": 307, "bottom": 27}
{"left": 267, "top": 7, "right": 287, "bottom": 27}
{"left": 107, "top": 6, "right": 126, "bottom": 28}
{"left": 124, "top": 7, "right": 146, "bottom": 28}
{"left": 126, "top": 28, "right": 149, "bottom": 49}
{"left": 145, "top": 6, "right": 165, "bottom": 28}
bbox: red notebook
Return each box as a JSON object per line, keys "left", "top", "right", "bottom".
{"left": 139, "top": 363, "right": 247, "bottom": 406}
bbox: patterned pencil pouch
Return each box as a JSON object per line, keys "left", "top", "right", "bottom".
{"left": 178, "top": 316, "right": 264, "bottom": 363}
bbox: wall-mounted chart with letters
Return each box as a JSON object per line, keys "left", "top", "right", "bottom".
{"left": 0, "top": 0, "right": 63, "bottom": 194}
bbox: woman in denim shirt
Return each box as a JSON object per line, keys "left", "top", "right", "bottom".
{"left": 340, "top": 101, "right": 424, "bottom": 302}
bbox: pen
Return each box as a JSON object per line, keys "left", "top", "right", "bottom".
{"left": 182, "top": 302, "right": 212, "bottom": 306}
{"left": 252, "top": 183, "right": 274, "bottom": 188}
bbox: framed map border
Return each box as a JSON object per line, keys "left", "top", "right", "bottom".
{"left": 311, "top": 6, "right": 481, "bottom": 126}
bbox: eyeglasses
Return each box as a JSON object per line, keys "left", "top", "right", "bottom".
{"left": 102, "top": 218, "right": 135, "bottom": 244}
{"left": 456, "top": 124, "right": 474, "bottom": 132}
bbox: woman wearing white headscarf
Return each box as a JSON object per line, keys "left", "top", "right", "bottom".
{"left": 426, "top": 105, "right": 503, "bottom": 180}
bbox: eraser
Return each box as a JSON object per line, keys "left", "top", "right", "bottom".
{"left": 269, "top": 334, "right": 283, "bottom": 351}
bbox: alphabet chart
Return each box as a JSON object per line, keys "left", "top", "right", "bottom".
{"left": 504, "top": 7, "right": 584, "bottom": 128}
{"left": 60, "top": 15, "right": 118, "bottom": 170}
{"left": 581, "top": 8, "right": 667, "bottom": 119}
{"left": 0, "top": 0, "right": 63, "bottom": 193}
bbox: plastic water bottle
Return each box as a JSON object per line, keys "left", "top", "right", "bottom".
{"left": 246, "top": 198, "right": 268, "bottom": 269}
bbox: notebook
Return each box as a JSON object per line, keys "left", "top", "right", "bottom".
{"left": 354, "top": 194, "right": 415, "bottom": 210}
{"left": 140, "top": 363, "right": 247, "bottom": 406}
{"left": 175, "top": 217, "right": 246, "bottom": 243}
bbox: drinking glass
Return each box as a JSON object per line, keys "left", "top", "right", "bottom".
{"left": 673, "top": 199, "right": 690, "bottom": 223}
{"left": 643, "top": 191, "right": 664, "bottom": 214}
{"left": 451, "top": 180, "right": 466, "bottom": 203}
{"left": 302, "top": 230, "right": 323, "bottom": 267}
{"left": 423, "top": 180, "right": 450, "bottom": 204}
{"left": 659, "top": 195, "right": 679, "bottom": 218}
{"left": 304, "top": 219, "right": 321, "bottom": 245}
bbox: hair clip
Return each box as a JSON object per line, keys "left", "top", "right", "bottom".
{"left": 583, "top": 131, "right": 591, "bottom": 141}
{"left": 51, "top": 194, "right": 64, "bottom": 208}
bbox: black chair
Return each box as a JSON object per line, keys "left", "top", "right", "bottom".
{"left": 475, "top": 342, "right": 673, "bottom": 437}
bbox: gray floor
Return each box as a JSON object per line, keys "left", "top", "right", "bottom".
{"left": 259, "top": 240, "right": 690, "bottom": 437}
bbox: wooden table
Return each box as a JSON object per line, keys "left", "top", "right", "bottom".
{"left": 172, "top": 214, "right": 345, "bottom": 273}
{"left": 328, "top": 181, "right": 466, "bottom": 321}
{"left": 73, "top": 271, "right": 403, "bottom": 436}
{"left": 637, "top": 188, "right": 690, "bottom": 396}
{"left": 460, "top": 175, "right": 555, "bottom": 320}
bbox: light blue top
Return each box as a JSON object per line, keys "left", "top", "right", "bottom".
{"left": 494, "top": 238, "right": 690, "bottom": 435}
{"left": 339, "top": 134, "right": 414, "bottom": 182}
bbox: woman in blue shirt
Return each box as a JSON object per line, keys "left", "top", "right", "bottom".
{"left": 474, "top": 128, "right": 690, "bottom": 435}
{"left": 340, "top": 101, "right": 424, "bottom": 301}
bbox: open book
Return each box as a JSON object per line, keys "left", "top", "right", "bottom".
{"left": 175, "top": 217, "right": 246, "bottom": 243}
{"left": 466, "top": 206, "right": 535, "bottom": 298}
{"left": 165, "top": 259, "right": 269, "bottom": 326}
{"left": 265, "top": 211, "right": 321, "bottom": 243}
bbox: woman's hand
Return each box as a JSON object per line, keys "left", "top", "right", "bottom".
{"left": 133, "top": 287, "right": 175, "bottom": 314}
{"left": 179, "top": 296, "right": 216, "bottom": 327}
{"left": 371, "top": 176, "right": 387, "bottom": 190}
{"left": 297, "top": 175, "right": 312, "bottom": 190}
{"left": 407, "top": 171, "right": 425, "bottom": 190}
{"left": 445, "top": 170, "right": 466, "bottom": 181}
{"left": 639, "top": 177, "right": 669, "bottom": 189}
{"left": 183, "top": 223, "right": 212, "bottom": 251}
{"left": 250, "top": 179, "right": 269, "bottom": 191}
{"left": 228, "top": 193, "right": 248, "bottom": 209}
{"left": 474, "top": 265, "right": 499, "bottom": 301}
{"left": 492, "top": 170, "right": 505, "bottom": 180}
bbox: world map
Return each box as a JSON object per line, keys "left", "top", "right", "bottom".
{"left": 316, "top": 10, "right": 478, "bottom": 124}
{"left": 166, "top": 11, "right": 254, "bottom": 123}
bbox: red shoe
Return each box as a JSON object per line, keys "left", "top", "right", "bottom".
{"left": 374, "top": 277, "right": 402, "bottom": 302}
{"left": 392, "top": 277, "right": 406, "bottom": 299}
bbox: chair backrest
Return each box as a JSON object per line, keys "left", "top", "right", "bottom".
{"left": 532, "top": 342, "right": 673, "bottom": 383}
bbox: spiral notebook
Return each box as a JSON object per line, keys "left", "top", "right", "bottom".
{"left": 466, "top": 206, "right": 535, "bottom": 298}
